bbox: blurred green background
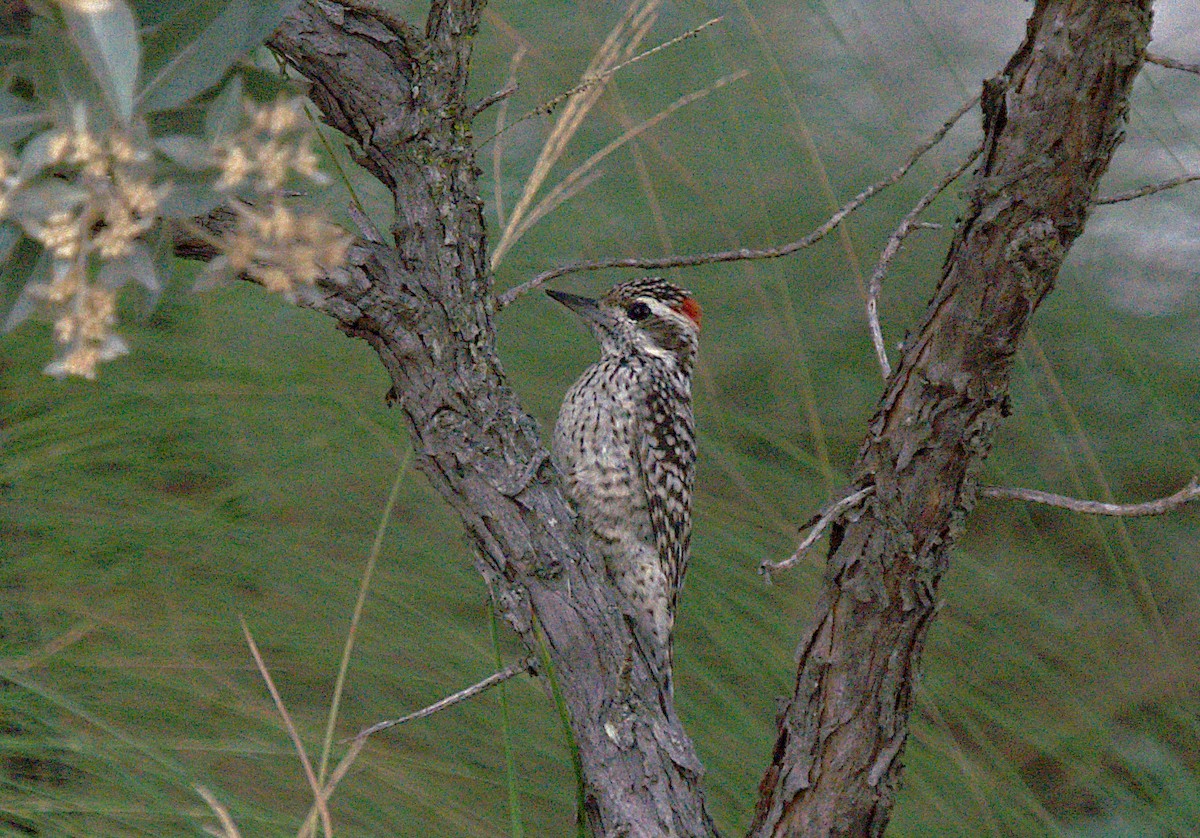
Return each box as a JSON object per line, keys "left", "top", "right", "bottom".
{"left": 2, "top": 0, "right": 1199, "bottom": 835}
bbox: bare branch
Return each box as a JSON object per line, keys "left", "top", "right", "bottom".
{"left": 1094, "top": 173, "right": 1200, "bottom": 204}
{"left": 867, "top": 144, "right": 982, "bottom": 378}
{"left": 760, "top": 486, "right": 875, "bottom": 580}
{"left": 498, "top": 91, "right": 980, "bottom": 307}
{"left": 348, "top": 657, "right": 537, "bottom": 741}
{"left": 1146, "top": 51, "right": 1200, "bottom": 75}
{"left": 466, "top": 80, "right": 518, "bottom": 121}
{"left": 980, "top": 477, "right": 1200, "bottom": 517}
{"left": 299, "top": 656, "right": 536, "bottom": 837}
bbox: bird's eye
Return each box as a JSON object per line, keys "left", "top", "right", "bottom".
{"left": 627, "top": 301, "right": 652, "bottom": 321}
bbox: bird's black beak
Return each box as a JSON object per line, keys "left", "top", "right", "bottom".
{"left": 547, "top": 289, "right": 601, "bottom": 322}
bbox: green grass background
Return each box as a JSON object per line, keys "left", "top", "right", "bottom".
{"left": 2, "top": 1, "right": 1199, "bottom": 835}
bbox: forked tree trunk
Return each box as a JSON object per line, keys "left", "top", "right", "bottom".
{"left": 192, "top": 0, "right": 1152, "bottom": 834}
{"left": 749, "top": 1, "right": 1151, "bottom": 835}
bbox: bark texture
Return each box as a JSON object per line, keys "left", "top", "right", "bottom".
{"left": 264, "top": 1, "right": 717, "bottom": 835}
{"left": 749, "top": 1, "right": 1151, "bottom": 835}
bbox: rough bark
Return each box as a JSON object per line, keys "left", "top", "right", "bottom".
{"left": 748, "top": 1, "right": 1152, "bottom": 835}
{"left": 262, "top": 1, "right": 717, "bottom": 835}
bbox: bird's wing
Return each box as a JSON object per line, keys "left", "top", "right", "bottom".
{"left": 638, "top": 376, "right": 696, "bottom": 605}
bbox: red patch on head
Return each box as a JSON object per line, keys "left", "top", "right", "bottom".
{"left": 675, "top": 296, "right": 702, "bottom": 329}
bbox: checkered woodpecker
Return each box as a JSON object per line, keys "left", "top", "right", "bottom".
{"left": 548, "top": 277, "right": 701, "bottom": 689}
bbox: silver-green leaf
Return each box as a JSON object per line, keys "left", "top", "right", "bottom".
{"left": 62, "top": 0, "right": 142, "bottom": 125}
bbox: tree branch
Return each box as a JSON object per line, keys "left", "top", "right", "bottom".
{"left": 1146, "top": 51, "right": 1200, "bottom": 75}
{"left": 497, "top": 91, "right": 979, "bottom": 307}
{"left": 349, "top": 657, "right": 537, "bottom": 740}
{"left": 760, "top": 487, "right": 875, "bottom": 580}
{"left": 750, "top": 2, "right": 1152, "bottom": 834}
{"left": 767, "top": 477, "right": 1198, "bottom": 586}
{"left": 866, "top": 144, "right": 982, "bottom": 378}
{"left": 1094, "top": 172, "right": 1200, "bottom": 204}
{"left": 980, "top": 477, "right": 1200, "bottom": 517}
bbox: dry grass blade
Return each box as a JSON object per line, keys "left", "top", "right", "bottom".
{"left": 195, "top": 785, "right": 243, "bottom": 838}
{"left": 238, "top": 615, "right": 333, "bottom": 838}
{"left": 315, "top": 446, "right": 413, "bottom": 789}
{"left": 299, "top": 738, "right": 369, "bottom": 837}
{"left": 493, "top": 45, "right": 529, "bottom": 230}
{"left": 506, "top": 70, "right": 749, "bottom": 247}
{"left": 0, "top": 621, "right": 97, "bottom": 671}
{"left": 490, "top": 0, "right": 662, "bottom": 269}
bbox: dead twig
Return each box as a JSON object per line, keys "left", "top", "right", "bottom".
{"left": 980, "top": 477, "right": 1200, "bottom": 517}
{"left": 346, "top": 657, "right": 537, "bottom": 742}
{"left": 466, "top": 81, "right": 519, "bottom": 121}
{"left": 760, "top": 486, "right": 875, "bottom": 580}
{"left": 297, "top": 654, "right": 537, "bottom": 835}
{"left": 1146, "top": 52, "right": 1200, "bottom": 76}
{"left": 1094, "top": 173, "right": 1200, "bottom": 204}
{"left": 867, "top": 144, "right": 982, "bottom": 378}
{"left": 499, "top": 91, "right": 981, "bottom": 307}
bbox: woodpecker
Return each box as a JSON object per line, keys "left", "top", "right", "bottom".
{"left": 548, "top": 277, "right": 701, "bottom": 688}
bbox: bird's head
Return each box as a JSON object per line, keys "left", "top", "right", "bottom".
{"left": 547, "top": 277, "right": 701, "bottom": 371}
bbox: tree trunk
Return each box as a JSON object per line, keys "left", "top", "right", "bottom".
{"left": 266, "top": 1, "right": 717, "bottom": 835}
{"left": 748, "top": 1, "right": 1151, "bottom": 835}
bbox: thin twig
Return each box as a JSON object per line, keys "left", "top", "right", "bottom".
{"left": 478, "top": 16, "right": 724, "bottom": 148}
{"left": 346, "top": 657, "right": 537, "bottom": 742}
{"left": 308, "top": 653, "right": 541, "bottom": 838}
{"left": 760, "top": 486, "right": 875, "bottom": 580}
{"left": 1146, "top": 52, "right": 1200, "bottom": 76}
{"left": 867, "top": 144, "right": 983, "bottom": 378}
{"left": 979, "top": 477, "right": 1200, "bottom": 517}
{"left": 499, "top": 91, "right": 981, "bottom": 307}
{"left": 195, "top": 785, "right": 242, "bottom": 838}
{"left": 1094, "top": 173, "right": 1200, "bottom": 204}
{"left": 239, "top": 616, "right": 333, "bottom": 838}
{"left": 466, "top": 80, "right": 519, "bottom": 121}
